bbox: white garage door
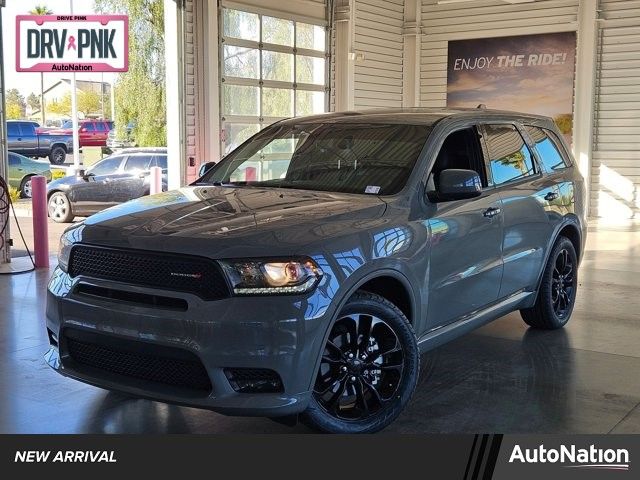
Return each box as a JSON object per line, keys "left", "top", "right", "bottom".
{"left": 591, "top": 0, "right": 640, "bottom": 219}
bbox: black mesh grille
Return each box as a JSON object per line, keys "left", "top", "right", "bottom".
{"left": 68, "top": 245, "right": 229, "bottom": 300}
{"left": 65, "top": 330, "right": 212, "bottom": 392}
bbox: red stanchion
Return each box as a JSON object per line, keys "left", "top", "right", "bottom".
{"left": 31, "top": 176, "right": 49, "bottom": 268}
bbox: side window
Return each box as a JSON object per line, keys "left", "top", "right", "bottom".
{"left": 89, "top": 156, "right": 124, "bottom": 176}
{"left": 8, "top": 153, "right": 20, "bottom": 166}
{"left": 84, "top": 123, "right": 96, "bottom": 132}
{"left": 96, "top": 122, "right": 107, "bottom": 132}
{"left": 428, "top": 126, "right": 488, "bottom": 191}
{"left": 19, "top": 123, "right": 36, "bottom": 136}
{"left": 524, "top": 126, "right": 569, "bottom": 172}
{"left": 7, "top": 123, "right": 20, "bottom": 136}
{"left": 124, "top": 155, "right": 152, "bottom": 172}
{"left": 151, "top": 155, "right": 168, "bottom": 169}
{"left": 483, "top": 124, "right": 536, "bottom": 185}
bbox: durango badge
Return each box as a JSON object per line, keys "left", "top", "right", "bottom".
{"left": 16, "top": 15, "right": 128, "bottom": 72}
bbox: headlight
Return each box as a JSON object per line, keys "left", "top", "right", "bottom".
{"left": 57, "top": 223, "right": 83, "bottom": 272}
{"left": 220, "top": 258, "right": 323, "bottom": 295}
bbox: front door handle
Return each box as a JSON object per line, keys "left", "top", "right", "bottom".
{"left": 483, "top": 207, "right": 501, "bottom": 218}
{"left": 544, "top": 191, "right": 559, "bottom": 201}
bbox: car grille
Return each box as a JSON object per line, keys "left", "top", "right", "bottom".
{"left": 64, "top": 329, "right": 212, "bottom": 393}
{"left": 68, "top": 245, "right": 230, "bottom": 300}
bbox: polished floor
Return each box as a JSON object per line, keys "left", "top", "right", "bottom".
{"left": 1, "top": 224, "right": 639, "bottom": 433}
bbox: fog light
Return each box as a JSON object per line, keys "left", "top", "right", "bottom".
{"left": 224, "top": 368, "right": 284, "bottom": 393}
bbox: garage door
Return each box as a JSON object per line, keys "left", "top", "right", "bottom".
{"left": 591, "top": 0, "right": 640, "bottom": 219}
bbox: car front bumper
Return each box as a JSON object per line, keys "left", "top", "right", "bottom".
{"left": 45, "top": 266, "right": 336, "bottom": 417}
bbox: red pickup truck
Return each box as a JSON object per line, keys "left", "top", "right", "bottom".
{"left": 50, "top": 119, "right": 114, "bottom": 147}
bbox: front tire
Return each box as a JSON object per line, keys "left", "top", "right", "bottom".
{"left": 48, "top": 192, "right": 74, "bottom": 223}
{"left": 302, "top": 291, "right": 419, "bottom": 433}
{"left": 520, "top": 236, "right": 578, "bottom": 329}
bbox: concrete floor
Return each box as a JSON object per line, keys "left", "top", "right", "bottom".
{"left": 0, "top": 224, "right": 639, "bottom": 433}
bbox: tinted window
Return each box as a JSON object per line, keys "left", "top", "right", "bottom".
{"left": 124, "top": 155, "right": 151, "bottom": 172}
{"left": 484, "top": 125, "right": 536, "bottom": 185}
{"left": 525, "top": 126, "right": 569, "bottom": 172}
{"left": 19, "top": 123, "right": 36, "bottom": 135}
{"left": 151, "top": 155, "right": 168, "bottom": 169}
{"left": 7, "top": 123, "right": 20, "bottom": 136}
{"left": 8, "top": 153, "right": 20, "bottom": 166}
{"left": 89, "top": 156, "right": 123, "bottom": 176}
{"left": 83, "top": 123, "right": 96, "bottom": 132}
{"left": 203, "top": 123, "right": 431, "bottom": 195}
{"left": 95, "top": 122, "right": 107, "bottom": 132}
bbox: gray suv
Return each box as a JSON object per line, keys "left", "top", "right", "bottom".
{"left": 45, "top": 108, "right": 586, "bottom": 433}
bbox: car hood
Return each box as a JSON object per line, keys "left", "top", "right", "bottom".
{"left": 76, "top": 186, "right": 388, "bottom": 257}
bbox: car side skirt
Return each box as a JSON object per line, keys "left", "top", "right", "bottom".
{"left": 417, "top": 290, "right": 534, "bottom": 353}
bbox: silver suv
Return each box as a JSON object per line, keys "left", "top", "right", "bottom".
{"left": 46, "top": 108, "right": 586, "bottom": 433}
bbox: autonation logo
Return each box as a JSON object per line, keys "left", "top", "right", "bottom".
{"left": 509, "top": 444, "right": 630, "bottom": 471}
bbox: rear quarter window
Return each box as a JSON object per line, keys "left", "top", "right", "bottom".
{"left": 525, "top": 126, "right": 570, "bottom": 172}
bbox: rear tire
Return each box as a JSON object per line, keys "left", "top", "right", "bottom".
{"left": 49, "top": 146, "right": 66, "bottom": 165}
{"left": 48, "top": 192, "right": 74, "bottom": 223}
{"left": 520, "top": 236, "right": 578, "bottom": 329}
{"left": 301, "top": 291, "right": 419, "bottom": 433}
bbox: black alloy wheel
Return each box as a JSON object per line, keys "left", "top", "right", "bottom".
{"left": 521, "top": 236, "right": 578, "bottom": 330}
{"left": 551, "top": 247, "right": 575, "bottom": 319}
{"left": 315, "top": 313, "right": 404, "bottom": 420}
{"left": 302, "top": 292, "right": 419, "bottom": 433}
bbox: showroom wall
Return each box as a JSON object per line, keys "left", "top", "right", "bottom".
{"left": 171, "top": 0, "right": 639, "bottom": 219}
{"left": 592, "top": 0, "right": 640, "bottom": 219}
{"left": 353, "top": 0, "right": 405, "bottom": 109}
{"left": 418, "top": 0, "right": 580, "bottom": 107}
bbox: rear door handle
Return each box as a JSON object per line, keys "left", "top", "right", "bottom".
{"left": 483, "top": 207, "right": 501, "bottom": 218}
{"left": 544, "top": 191, "right": 559, "bottom": 201}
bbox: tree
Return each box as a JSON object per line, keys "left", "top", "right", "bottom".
{"left": 28, "top": 4, "right": 52, "bottom": 15}
{"left": 6, "top": 89, "right": 27, "bottom": 119}
{"left": 78, "top": 91, "right": 101, "bottom": 117}
{"left": 47, "top": 93, "right": 71, "bottom": 116}
{"left": 27, "top": 93, "right": 41, "bottom": 113}
{"left": 7, "top": 104, "right": 23, "bottom": 120}
{"left": 96, "top": 0, "right": 166, "bottom": 146}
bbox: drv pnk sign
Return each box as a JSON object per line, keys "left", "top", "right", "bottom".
{"left": 16, "top": 15, "right": 128, "bottom": 72}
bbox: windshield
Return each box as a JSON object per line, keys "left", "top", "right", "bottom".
{"left": 200, "top": 123, "right": 431, "bottom": 195}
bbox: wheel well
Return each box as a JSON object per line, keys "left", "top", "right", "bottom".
{"left": 558, "top": 224, "right": 581, "bottom": 261}
{"left": 51, "top": 144, "right": 67, "bottom": 151}
{"left": 357, "top": 276, "right": 413, "bottom": 323}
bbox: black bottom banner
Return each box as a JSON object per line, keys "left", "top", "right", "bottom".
{"left": 0, "top": 434, "right": 636, "bottom": 478}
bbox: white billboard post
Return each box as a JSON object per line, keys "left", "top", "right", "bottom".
{"left": 16, "top": 11, "right": 129, "bottom": 173}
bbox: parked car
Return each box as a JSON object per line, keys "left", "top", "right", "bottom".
{"left": 7, "top": 120, "right": 74, "bottom": 165}
{"left": 46, "top": 109, "right": 586, "bottom": 433}
{"left": 46, "top": 148, "right": 167, "bottom": 222}
{"left": 50, "top": 119, "right": 114, "bottom": 147}
{"left": 106, "top": 122, "right": 136, "bottom": 150}
{"left": 7, "top": 152, "right": 52, "bottom": 198}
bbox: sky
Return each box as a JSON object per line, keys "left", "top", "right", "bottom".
{"left": 446, "top": 32, "right": 576, "bottom": 119}
{"left": 1, "top": 0, "right": 116, "bottom": 97}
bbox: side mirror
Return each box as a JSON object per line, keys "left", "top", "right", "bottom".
{"left": 77, "top": 169, "right": 86, "bottom": 179}
{"left": 432, "top": 169, "right": 482, "bottom": 202}
{"left": 198, "top": 161, "right": 216, "bottom": 177}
